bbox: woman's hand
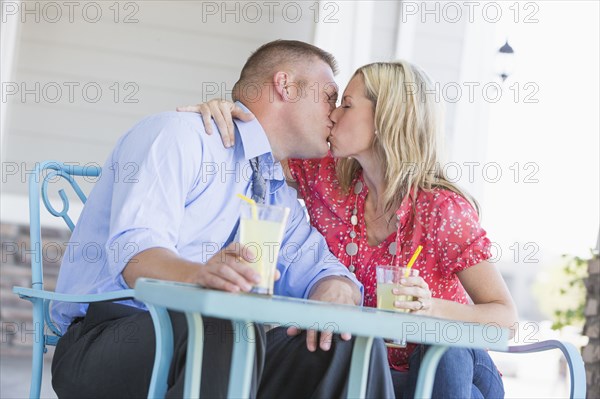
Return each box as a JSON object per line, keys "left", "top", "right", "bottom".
{"left": 392, "top": 276, "right": 433, "bottom": 315}
{"left": 177, "top": 100, "right": 255, "bottom": 148}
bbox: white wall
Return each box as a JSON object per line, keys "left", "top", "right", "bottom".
{"left": 0, "top": 0, "right": 22, "bottom": 162}
{"left": 1, "top": 0, "right": 317, "bottom": 225}
{"left": 314, "top": 1, "right": 400, "bottom": 93}
{"left": 397, "top": 2, "right": 498, "bottom": 202}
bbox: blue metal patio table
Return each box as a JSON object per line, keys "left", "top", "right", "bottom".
{"left": 135, "top": 278, "right": 509, "bottom": 399}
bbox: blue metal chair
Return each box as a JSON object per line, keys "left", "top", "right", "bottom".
{"left": 12, "top": 161, "right": 135, "bottom": 399}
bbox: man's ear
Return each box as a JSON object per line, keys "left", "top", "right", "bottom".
{"left": 273, "top": 71, "right": 290, "bottom": 101}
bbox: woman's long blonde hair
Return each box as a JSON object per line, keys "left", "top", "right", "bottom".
{"left": 335, "top": 61, "right": 479, "bottom": 216}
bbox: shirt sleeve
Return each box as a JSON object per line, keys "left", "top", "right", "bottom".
{"left": 433, "top": 194, "right": 492, "bottom": 277}
{"left": 273, "top": 184, "right": 364, "bottom": 302}
{"left": 105, "top": 114, "right": 203, "bottom": 288}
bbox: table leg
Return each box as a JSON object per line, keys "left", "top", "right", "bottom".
{"left": 413, "top": 345, "right": 449, "bottom": 399}
{"left": 347, "top": 336, "right": 374, "bottom": 398}
{"left": 147, "top": 304, "right": 174, "bottom": 399}
{"left": 227, "top": 320, "right": 256, "bottom": 398}
{"left": 183, "top": 313, "right": 204, "bottom": 399}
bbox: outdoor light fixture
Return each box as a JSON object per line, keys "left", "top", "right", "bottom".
{"left": 497, "top": 39, "right": 515, "bottom": 82}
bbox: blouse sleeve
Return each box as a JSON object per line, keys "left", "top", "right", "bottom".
{"left": 433, "top": 194, "right": 493, "bottom": 276}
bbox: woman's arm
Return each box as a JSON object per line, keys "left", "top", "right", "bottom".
{"left": 178, "top": 101, "right": 302, "bottom": 197}
{"left": 431, "top": 261, "right": 518, "bottom": 327}
{"left": 177, "top": 100, "right": 254, "bottom": 147}
{"left": 397, "top": 261, "right": 518, "bottom": 331}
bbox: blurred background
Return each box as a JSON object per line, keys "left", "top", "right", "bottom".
{"left": 1, "top": 1, "right": 598, "bottom": 397}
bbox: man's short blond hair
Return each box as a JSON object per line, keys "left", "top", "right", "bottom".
{"left": 232, "top": 40, "right": 338, "bottom": 101}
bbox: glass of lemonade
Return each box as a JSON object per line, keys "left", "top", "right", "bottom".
{"left": 376, "top": 265, "right": 420, "bottom": 311}
{"left": 239, "top": 202, "right": 290, "bottom": 295}
{"left": 375, "top": 265, "right": 420, "bottom": 347}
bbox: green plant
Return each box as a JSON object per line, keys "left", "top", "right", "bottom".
{"left": 533, "top": 255, "right": 589, "bottom": 330}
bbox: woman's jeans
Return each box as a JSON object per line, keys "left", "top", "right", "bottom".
{"left": 391, "top": 345, "right": 505, "bottom": 399}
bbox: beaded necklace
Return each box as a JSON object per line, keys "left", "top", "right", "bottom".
{"left": 346, "top": 179, "right": 397, "bottom": 274}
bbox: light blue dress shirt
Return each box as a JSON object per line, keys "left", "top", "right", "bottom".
{"left": 52, "top": 105, "right": 362, "bottom": 333}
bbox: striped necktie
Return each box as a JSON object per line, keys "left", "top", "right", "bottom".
{"left": 249, "top": 156, "right": 267, "bottom": 204}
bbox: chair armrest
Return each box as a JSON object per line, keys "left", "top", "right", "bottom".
{"left": 505, "top": 339, "right": 577, "bottom": 354}
{"left": 495, "top": 340, "right": 586, "bottom": 399}
{"left": 13, "top": 286, "right": 135, "bottom": 303}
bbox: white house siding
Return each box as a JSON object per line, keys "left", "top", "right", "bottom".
{"left": 2, "top": 1, "right": 316, "bottom": 201}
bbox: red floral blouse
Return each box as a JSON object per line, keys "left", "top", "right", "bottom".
{"left": 288, "top": 156, "right": 492, "bottom": 370}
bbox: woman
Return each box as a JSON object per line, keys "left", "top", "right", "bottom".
{"left": 180, "top": 61, "right": 517, "bottom": 398}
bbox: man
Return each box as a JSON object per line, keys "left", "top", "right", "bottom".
{"left": 51, "top": 40, "right": 393, "bottom": 398}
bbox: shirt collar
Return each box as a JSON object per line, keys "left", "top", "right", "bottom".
{"left": 234, "top": 101, "right": 285, "bottom": 185}
{"left": 235, "top": 101, "right": 271, "bottom": 161}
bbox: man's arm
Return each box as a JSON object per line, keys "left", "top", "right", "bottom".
{"left": 123, "top": 246, "right": 261, "bottom": 293}
{"left": 105, "top": 114, "right": 203, "bottom": 290}
{"left": 104, "top": 114, "right": 261, "bottom": 294}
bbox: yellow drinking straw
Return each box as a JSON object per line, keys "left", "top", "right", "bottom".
{"left": 404, "top": 245, "right": 423, "bottom": 278}
{"left": 237, "top": 193, "right": 258, "bottom": 220}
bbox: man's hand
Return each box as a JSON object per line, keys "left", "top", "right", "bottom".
{"left": 287, "top": 276, "right": 360, "bottom": 352}
{"left": 123, "top": 244, "right": 279, "bottom": 293}
{"left": 190, "top": 243, "right": 263, "bottom": 292}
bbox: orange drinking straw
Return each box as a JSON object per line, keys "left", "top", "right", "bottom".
{"left": 404, "top": 245, "right": 423, "bottom": 278}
